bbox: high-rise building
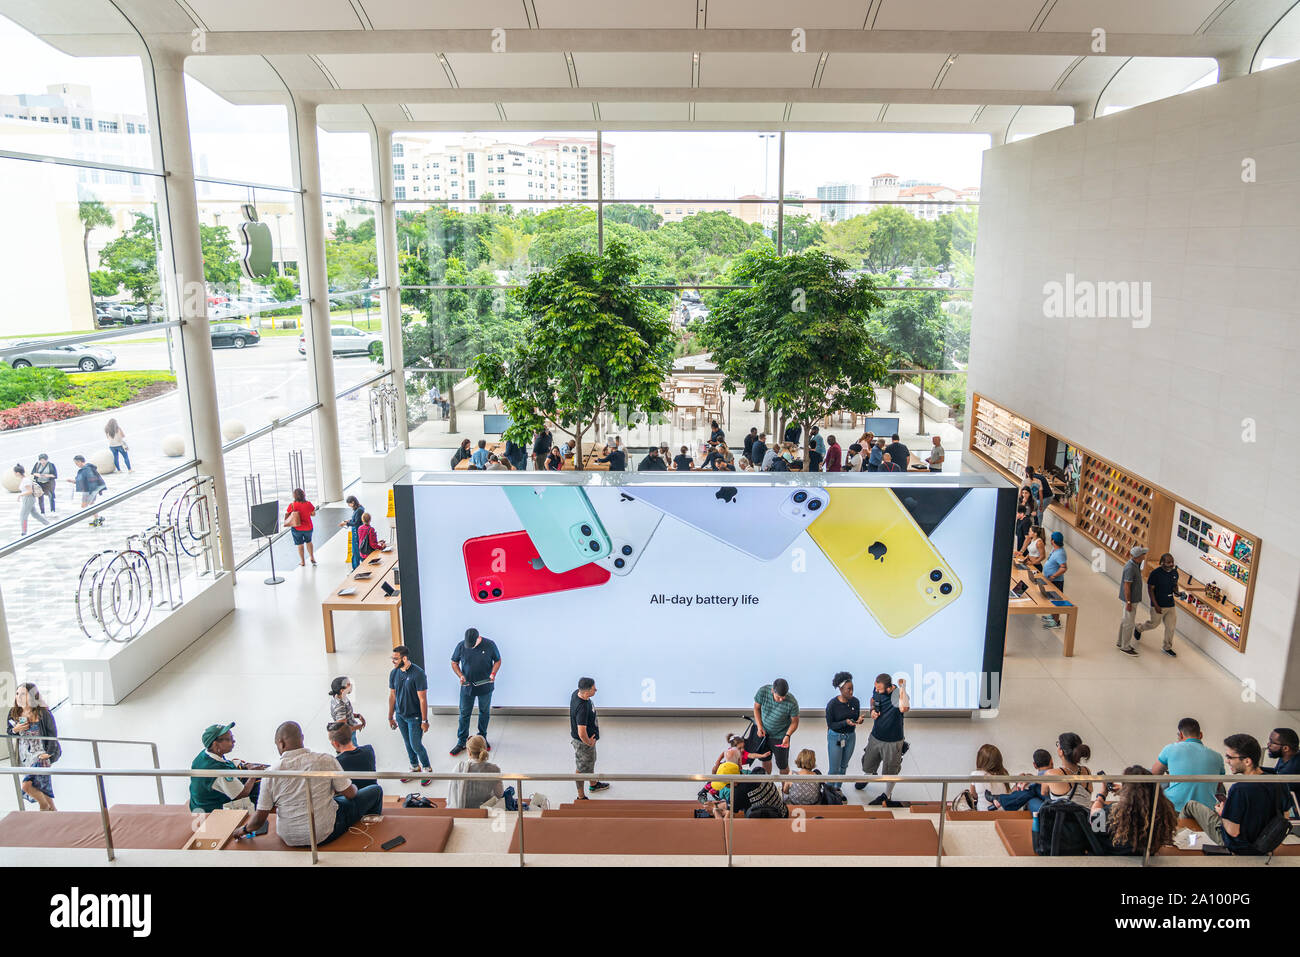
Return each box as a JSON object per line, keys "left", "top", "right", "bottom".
{"left": 817, "top": 182, "right": 860, "bottom": 222}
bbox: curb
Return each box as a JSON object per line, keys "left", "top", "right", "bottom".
{"left": 0, "top": 382, "right": 180, "bottom": 439}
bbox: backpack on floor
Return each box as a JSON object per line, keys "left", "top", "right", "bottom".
{"left": 820, "top": 783, "right": 847, "bottom": 806}
{"left": 1034, "top": 800, "right": 1107, "bottom": 856}
{"left": 402, "top": 793, "right": 435, "bottom": 808}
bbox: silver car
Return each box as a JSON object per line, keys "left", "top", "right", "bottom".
{"left": 4, "top": 341, "right": 117, "bottom": 372}
{"left": 298, "top": 325, "right": 382, "bottom": 358}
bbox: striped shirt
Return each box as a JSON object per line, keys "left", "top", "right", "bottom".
{"left": 754, "top": 685, "right": 799, "bottom": 738}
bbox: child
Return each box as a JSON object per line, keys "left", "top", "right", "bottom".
{"left": 705, "top": 747, "right": 743, "bottom": 804}
{"left": 727, "top": 732, "right": 771, "bottom": 768}
{"left": 991, "top": 748, "right": 1052, "bottom": 811}
{"left": 328, "top": 676, "right": 366, "bottom": 744}
{"left": 356, "top": 512, "right": 385, "bottom": 559}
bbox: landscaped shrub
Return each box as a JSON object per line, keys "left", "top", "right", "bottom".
{"left": 64, "top": 371, "right": 177, "bottom": 412}
{"left": 0, "top": 365, "right": 71, "bottom": 407}
{"left": 0, "top": 400, "right": 79, "bottom": 431}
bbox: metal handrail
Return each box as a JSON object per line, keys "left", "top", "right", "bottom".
{"left": 2, "top": 764, "right": 1294, "bottom": 867}
{"left": 0, "top": 459, "right": 201, "bottom": 559}
{"left": 219, "top": 404, "right": 322, "bottom": 454}
{"left": 335, "top": 369, "right": 392, "bottom": 401}
{"left": 0, "top": 319, "right": 185, "bottom": 358}
{"left": 3, "top": 734, "right": 165, "bottom": 810}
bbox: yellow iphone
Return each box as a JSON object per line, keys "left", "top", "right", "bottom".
{"left": 807, "top": 487, "right": 962, "bottom": 637}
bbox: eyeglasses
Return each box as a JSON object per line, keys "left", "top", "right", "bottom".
{"left": 1225, "top": 753, "right": 1243, "bottom": 761}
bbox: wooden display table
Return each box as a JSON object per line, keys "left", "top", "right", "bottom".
{"left": 1007, "top": 563, "right": 1079, "bottom": 656}
{"left": 322, "top": 548, "right": 401, "bottom": 653}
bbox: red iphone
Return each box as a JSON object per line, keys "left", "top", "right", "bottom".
{"left": 463, "top": 530, "right": 610, "bottom": 603}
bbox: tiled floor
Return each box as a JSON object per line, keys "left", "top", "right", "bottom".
{"left": 6, "top": 449, "right": 1296, "bottom": 818}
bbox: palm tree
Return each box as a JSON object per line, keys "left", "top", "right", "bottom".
{"left": 79, "top": 199, "right": 114, "bottom": 323}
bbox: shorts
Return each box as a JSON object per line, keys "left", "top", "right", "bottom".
{"left": 291, "top": 528, "right": 312, "bottom": 545}
{"left": 571, "top": 738, "right": 596, "bottom": 775}
{"left": 81, "top": 489, "right": 104, "bottom": 507}
{"left": 1049, "top": 576, "right": 1064, "bottom": 592}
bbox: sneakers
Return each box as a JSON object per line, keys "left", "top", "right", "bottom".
{"left": 854, "top": 782, "right": 868, "bottom": 791}
{"left": 1164, "top": 649, "right": 1177, "bottom": 657}
{"left": 1119, "top": 647, "right": 1139, "bottom": 657}
{"left": 984, "top": 789, "right": 996, "bottom": 809}
{"left": 1043, "top": 619, "right": 1061, "bottom": 629}
{"left": 883, "top": 799, "right": 906, "bottom": 808}
{"left": 399, "top": 766, "right": 419, "bottom": 783}
{"left": 420, "top": 767, "right": 433, "bottom": 787}
{"left": 482, "top": 739, "right": 491, "bottom": 752}
{"left": 588, "top": 781, "right": 611, "bottom": 792}
{"left": 449, "top": 744, "right": 466, "bottom": 757}
{"left": 868, "top": 793, "right": 888, "bottom": 806}
{"left": 1133, "top": 626, "right": 1143, "bottom": 641}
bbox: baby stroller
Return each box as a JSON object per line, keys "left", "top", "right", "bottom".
{"left": 697, "top": 715, "right": 773, "bottom": 804}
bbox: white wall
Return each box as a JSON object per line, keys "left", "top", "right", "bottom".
{"left": 969, "top": 59, "right": 1300, "bottom": 708}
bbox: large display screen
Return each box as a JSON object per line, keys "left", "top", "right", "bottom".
{"left": 395, "top": 475, "right": 1014, "bottom": 712}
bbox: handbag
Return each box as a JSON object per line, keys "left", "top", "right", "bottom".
{"left": 285, "top": 508, "right": 300, "bottom": 529}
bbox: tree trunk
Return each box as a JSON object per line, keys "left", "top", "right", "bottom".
{"left": 82, "top": 229, "right": 96, "bottom": 327}
{"left": 778, "top": 410, "right": 787, "bottom": 441}
{"left": 476, "top": 388, "right": 485, "bottom": 412}
{"left": 889, "top": 385, "right": 898, "bottom": 413}
{"left": 750, "top": 392, "right": 761, "bottom": 413}
{"left": 448, "top": 380, "right": 458, "bottom": 433}
{"left": 573, "top": 424, "right": 586, "bottom": 470}
{"left": 803, "top": 434, "right": 811, "bottom": 472}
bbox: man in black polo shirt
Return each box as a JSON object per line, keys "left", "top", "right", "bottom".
{"left": 597, "top": 441, "right": 626, "bottom": 471}
{"left": 450, "top": 627, "right": 501, "bottom": 755}
{"left": 388, "top": 645, "right": 431, "bottom": 784}
{"left": 1135, "top": 552, "right": 1180, "bottom": 656}
{"left": 570, "top": 677, "right": 609, "bottom": 798}
{"left": 884, "top": 434, "right": 910, "bottom": 472}
{"left": 329, "top": 722, "right": 377, "bottom": 791}
{"left": 1265, "top": 728, "right": 1300, "bottom": 816}
{"left": 750, "top": 433, "right": 767, "bottom": 472}
{"left": 672, "top": 446, "right": 695, "bottom": 471}
{"left": 637, "top": 448, "right": 667, "bottom": 471}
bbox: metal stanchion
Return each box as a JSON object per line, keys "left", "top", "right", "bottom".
{"left": 151, "top": 743, "right": 165, "bottom": 804}
{"left": 94, "top": 770, "right": 115, "bottom": 863}
{"left": 306, "top": 788, "right": 319, "bottom": 865}
{"left": 516, "top": 777, "right": 525, "bottom": 867}
{"left": 936, "top": 782, "right": 948, "bottom": 868}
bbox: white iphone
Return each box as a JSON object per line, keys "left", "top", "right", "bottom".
{"left": 625, "top": 484, "right": 828, "bottom": 562}
{"left": 585, "top": 486, "right": 664, "bottom": 576}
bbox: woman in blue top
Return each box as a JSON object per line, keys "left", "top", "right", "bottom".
{"left": 338, "top": 495, "right": 365, "bottom": 569}
{"left": 1041, "top": 531, "right": 1068, "bottom": 628}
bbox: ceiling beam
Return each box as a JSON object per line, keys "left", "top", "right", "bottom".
{"left": 149, "top": 28, "right": 1249, "bottom": 59}
{"left": 289, "top": 87, "right": 1076, "bottom": 107}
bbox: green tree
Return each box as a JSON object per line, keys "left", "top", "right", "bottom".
{"left": 470, "top": 241, "right": 674, "bottom": 467}
{"left": 860, "top": 206, "right": 938, "bottom": 274}
{"left": 781, "top": 213, "right": 824, "bottom": 253}
{"left": 199, "top": 224, "right": 241, "bottom": 286}
{"left": 604, "top": 203, "right": 663, "bottom": 231}
{"left": 698, "top": 247, "right": 890, "bottom": 464}
{"left": 96, "top": 213, "right": 160, "bottom": 320}
{"left": 88, "top": 270, "right": 119, "bottom": 298}
{"left": 870, "top": 290, "right": 950, "bottom": 412}
{"left": 78, "top": 199, "right": 114, "bottom": 319}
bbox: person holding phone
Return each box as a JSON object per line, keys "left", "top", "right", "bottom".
{"left": 857, "top": 674, "right": 908, "bottom": 806}
{"left": 7, "top": 683, "right": 61, "bottom": 811}
{"left": 450, "top": 627, "right": 501, "bottom": 756}
{"left": 825, "top": 672, "right": 865, "bottom": 791}
{"left": 753, "top": 679, "right": 799, "bottom": 774}
{"left": 338, "top": 495, "right": 365, "bottom": 570}
{"left": 285, "top": 488, "right": 316, "bottom": 567}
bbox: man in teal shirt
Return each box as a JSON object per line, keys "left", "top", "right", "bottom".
{"left": 1152, "top": 717, "right": 1224, "bottom": 812}
{"left": 189, "top": 722, "right": 267, "bottom": 813}
{"left": 753, "top": 679, "right": 799, "bottom": 774}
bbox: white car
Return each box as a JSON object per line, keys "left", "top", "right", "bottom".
{"left": 298, "top": 325, "right": 382, "bottom": 357}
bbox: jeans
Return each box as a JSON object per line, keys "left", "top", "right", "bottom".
{"left": 350, "top": 530, "right": 361, "bottom": 569}
{"left": 19, "top": 496, "right": 49, "bottom": 535}
{"left": 394, "top": 713, "right": 429, "bottom": 768}
{"left": 35, "top": 483, "right": 54, "bottom": 513}
{"left": 457, "top": 681, "right": 494, "bottom": 746}
{"left": 323, "top": 784, "right": 385, "bottom": 844}
{"left": 826, "top": 729, "right": 855, "bottom": 788}
{"left": 993, "top": 783, "right": 1043, "bottom": 812}
{"left": 110, "top": 445, "right": 131, "bottom": 471}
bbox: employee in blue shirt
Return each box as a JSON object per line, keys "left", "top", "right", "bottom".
{"left": 1265, "top": 728, "right": 1300, "bottom": 816}
{"left": 1041, "top": 531, "right": 1068, "bottom": 628}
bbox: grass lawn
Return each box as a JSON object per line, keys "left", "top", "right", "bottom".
{"left": 64, "top": 370, "right": 177, "bottom": 412}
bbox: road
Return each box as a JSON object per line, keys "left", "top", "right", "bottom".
{"left": 0, "top": 336, "right": 381, "bottom": 530}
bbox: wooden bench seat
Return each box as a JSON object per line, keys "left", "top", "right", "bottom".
{"left": 508, "top": 817, "right": 726, "bottom": 855}
{"left": 227, "top": 814, "right": 452, "bottom": 853}
{"left": 545, "top": 805, "right": 894, "bottom": 819}
{"left": 729, "top": 819, "right": 940, "bottom": 856}
{"left": 0, "top": 810, "right": 197, "bottom": 849}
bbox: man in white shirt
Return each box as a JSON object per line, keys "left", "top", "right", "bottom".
{"left": 236, "top": 721, "right": 383, "bottom": 846}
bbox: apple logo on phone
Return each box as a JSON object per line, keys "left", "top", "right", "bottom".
{"left": 868, "top": 541, "right": 888, "bottom": 562}
{"left": 715, "top": 487, "right": 739, "bottom": 504}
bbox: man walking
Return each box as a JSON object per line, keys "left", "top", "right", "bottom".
{"left": 570, "top": 677, "right": 609, "bottom": 798}
{"left": 67, "top": 455, "right": 107, "bottom": 527}
{"left": 1136, "top": 552, "right": 1180, "bottom": 657}
{"left": 752, "top": 678, "right": 799, "bottom": 774}
{"left": 450, "top": 627, "right": 500, "bottom": 756}
{"left": 532, "top": 428, "right": 552, "bottom": 471}
{"left": 388, "top": 645, "right": 432, "bottom": 786}
{"left": 1116, "top": 545, "right": 1148, "bottom": 657}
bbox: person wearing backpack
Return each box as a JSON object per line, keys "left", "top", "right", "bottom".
{"left": 356, "top": 512, "right": 384, "bottom": 559}
{"left": 1182, "top": 733, "right": 1291, "bottom": 854}
{"left": 1033, "top": 732, "right": 1105, "bottom": 854}
{"left": 1088, "top": 766, "right": 1177, "bottom": 855}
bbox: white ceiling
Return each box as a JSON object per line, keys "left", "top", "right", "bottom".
{"left": 1, "top": 0, "right": 1295, "bottom": 138}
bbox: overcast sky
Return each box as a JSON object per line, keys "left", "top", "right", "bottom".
{"left": 2, "top": 15, "right": 989, "bottom": 199}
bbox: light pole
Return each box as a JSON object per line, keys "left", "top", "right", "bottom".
{"left": 273, "top": 213, "right": 285, "bottom": 277}
{"left": 759, "top": 133, "right": 777, "bottom": 199}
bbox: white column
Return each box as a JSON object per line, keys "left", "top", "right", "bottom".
{"left": 375, "top": 127, "right": 409, "bottom": 446}
{"left": 147, "top": 50, "right": 236, "bottom": 573}
{"left": 290, "top": 101, "right": 344, "bottom": 503}
{"left": 1217, "top": 48, "right": 1255, "bottom": 82}
{"left": 0, "top": 586, "right": 14, "bottom": 695}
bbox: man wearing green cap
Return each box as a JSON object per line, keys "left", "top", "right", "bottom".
{"left": 189, "top": 723, "right": 267, "bottom": 813}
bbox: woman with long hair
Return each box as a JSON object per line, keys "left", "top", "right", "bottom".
{"left": 1090, "top": 765, "right": 1178, "bottom": 854}
{"left": 1042, "top": 732, "right": 1099, "bottom": 806}
{"left": 105, "top": 418, "right": 131, "bottom": 472}
{"left": 545, "top": 446, "right": 563, "bottom": 471}
{"left": 968, "top": 743, "right": 1012, "bottom": 810}
{"left": 338, "top": 495, "right": 365, "bottom": 570}
{"left": 7, "top": 683, "right": 61, "bottom": 811}
{"left": 284, "top": 487, "right": 316, "bottom": 566}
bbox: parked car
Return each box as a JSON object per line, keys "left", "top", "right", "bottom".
{"left": 5, "top": 341, "right": 117, "bottom": 372}
{"left": 298, "top": 325, "right": 382, "bottom": 358}
{"left": 210, "top": 323, "right": 261, "bottom": 349}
